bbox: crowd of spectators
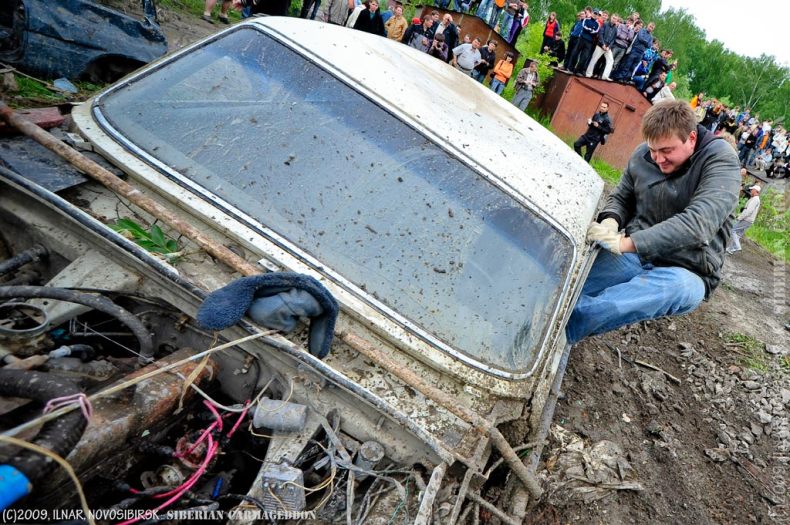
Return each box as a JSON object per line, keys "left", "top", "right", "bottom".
{"left": 310, "top": 0, "right": 528, "bottom": 44}
{"left": 544, "top": 7, "right": 678, "bottom": 104}
{"left": 209, "top": 0, "right": 783, "bottom": 176}
{"left": 685, "top": 95, "right": 786, "bottom": 177}
{"left": 293, "top": 0, "right": 543, "bottom": 113}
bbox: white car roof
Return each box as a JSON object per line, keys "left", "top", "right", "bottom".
{"left": 252, "top": 16, "right": 603, "bottom": 243}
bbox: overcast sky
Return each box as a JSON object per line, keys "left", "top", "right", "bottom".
{"left": 661, "top": 0, "right": 789, "bottom": 67}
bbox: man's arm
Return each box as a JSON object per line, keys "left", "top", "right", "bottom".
{"left": 599, "top": 163, "right": 636, "bottom": 229}
{"left": 630, "top": 145, "right": 740, "bottom": 257}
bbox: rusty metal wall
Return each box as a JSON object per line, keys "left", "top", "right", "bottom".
{"left": 534, "top": 70, "right": 652, "bottom": 170}
{"left": 417, "top": 7, "right": 519, "bottom": 64}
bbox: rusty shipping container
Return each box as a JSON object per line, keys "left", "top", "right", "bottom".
{"left": 533, "top": 70, "right": 653, "bottom": 170}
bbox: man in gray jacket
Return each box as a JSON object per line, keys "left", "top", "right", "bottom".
{"left": 566, "top": 100, "right": 741, "bottom": 344}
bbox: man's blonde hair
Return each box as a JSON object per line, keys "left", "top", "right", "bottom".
{"left": 641, "top": 100, "right": 697, "bottom": 143}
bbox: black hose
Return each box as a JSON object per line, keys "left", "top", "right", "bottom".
{"left": 0, "top": 370, "right": 87, "bottom": 483}
{"left": 0, "top": 244, "right": 48, "bottom": 278}
{"left": 0, "top": 285, "right": 154, "bottom": 360}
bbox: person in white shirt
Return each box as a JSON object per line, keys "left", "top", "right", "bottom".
{"left": 726, "top": 184, "right": 761, "bottom": 254}
{"left": 451, "top": 37, "right": 482, "bottom": 74}
{"left": 651, "top": 81, "right": 676, "bottom": 104}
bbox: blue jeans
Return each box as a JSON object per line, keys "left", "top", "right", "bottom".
{"left": 727, "top": 219, "right": 752, "bottom": 252}
{"left": 565, "top": 251, "right": 705, "bottom": 344}
{"left": 471, "top": 69, "right": 486, "bottom": 83}
{"left": 490, "top": 78, "right": 505, "bottom": 94}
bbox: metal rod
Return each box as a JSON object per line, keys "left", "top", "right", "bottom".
{"left": 340, "top": 332, "right": 543, "bottom": 501}
{"left": 414, "top": 462, "right": 448, "bottom": 525}
{"left": 0, "top": 244, "right": 48, "bottom": 278}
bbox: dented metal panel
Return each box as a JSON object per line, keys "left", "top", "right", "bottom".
{"left": 0, "top": 0, "right": 167, "bottom": 80}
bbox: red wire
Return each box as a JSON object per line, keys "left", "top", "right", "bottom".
{"left": 118, "top": 399, "right": 250, "bottom": 524}
{"left": 226, "top": 400, "right": 250, "bottom": 439}
{"left": 203, "top": 400, "right": 224, "bottom": 432}
{"left": 117, "top": 434, "right": 219, "bottom": 525}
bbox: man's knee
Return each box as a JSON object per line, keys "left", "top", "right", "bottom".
{"left": 654, "top": 267, "right": 705, "bottom": 313}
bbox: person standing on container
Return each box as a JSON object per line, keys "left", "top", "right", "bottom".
{"left": 566, "top": 101, "right": 741, "bottom": 344}
{"left": 573, "top": 101, "right": 613, "bottom": 162}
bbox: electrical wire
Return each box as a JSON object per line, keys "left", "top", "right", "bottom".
{"left": 0, "top": 435, "right": 96, "bottom": 525}
{"left": 2, "top": 332, "right": 270, "bottom": 439}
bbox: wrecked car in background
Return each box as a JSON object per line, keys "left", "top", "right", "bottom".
{"left": 0, "top": 17, "right": 603, "bottom": 523}
{"left": 0, "top": 0, "right": 167, "bottom": 82}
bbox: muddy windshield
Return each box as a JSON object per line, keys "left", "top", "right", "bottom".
{"left": 96, "top": 26, "right": 573, "bottom": 373}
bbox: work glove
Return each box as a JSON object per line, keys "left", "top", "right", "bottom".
{"left": 587, "top": 219, "right": 623, "bottom": 255}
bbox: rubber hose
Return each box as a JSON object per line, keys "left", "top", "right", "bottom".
{"left": 0, "top": 370, "right": 87, "bottom": 483}
{"left": 0, "top": 286, "right": 154, "bottom": 360}
{"left": 0, "top": 244, "right": 48, "bottom": 278}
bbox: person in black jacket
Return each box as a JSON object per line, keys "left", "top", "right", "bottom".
{"left": 574, "top": 101, "right": 613, "bottom": 162}
{"left": 566, "top": 100, "right": 740, "bottom": 344}
{"left": 544, "top": 32, "right": 565, "bottom": 66}
{"left": 354, "top": 0, "right": 386, "bottom": 36}
{"left": 472, "top": 39, "right": 497, "bottom": 82}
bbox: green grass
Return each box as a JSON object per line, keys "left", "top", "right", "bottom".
{"left": 159, "top": 0, "right": 243, "bottom": 19}
{"left": 590, "top": 159, "right": 622, "bottom": 186}
{"left": 15, "top": 76, "right": 65, "bottom": 103}
{"left": 10, "top": 75, "right": 106, "bottom": 108}
{"left": 744, "top": 188, "right": 789, "bottom": 261}
{"left": 725, "top": 332, "right": 768, "bottom": 372}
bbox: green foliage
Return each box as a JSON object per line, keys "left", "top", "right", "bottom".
{"left": 590, "top": 158, "right": 622, "bottom": 186}
{"left": 15, "top": 76, "right": 64, "bottom": 102}
{"left": 745, "top": 188, "right": 790, "bottom": 261}
{"left": 725, "top": 332, "right": 768, "bottom": 372}
{"left": 498, "top": 24, "right": 555, "bottom": 104}
{"left": 10, "top": 75, "right": 105, "bottom": 108}
{"left": 110, "top": 218, "right": 181, "bottom": 260}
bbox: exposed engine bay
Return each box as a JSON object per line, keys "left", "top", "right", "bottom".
{"left": 0, "top": 170, "right": 455, "bottom": 524}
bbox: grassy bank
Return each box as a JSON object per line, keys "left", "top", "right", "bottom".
{"left": 745, "top": 187, "right": 790, "bottom": 260}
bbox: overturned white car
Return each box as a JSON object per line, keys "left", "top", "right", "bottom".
{"left": 0, "top": 17, "right": 603, "bottom": 523}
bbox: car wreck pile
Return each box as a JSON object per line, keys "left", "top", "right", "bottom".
{"left": 0, "top": 18, "right": 604, "bottom": 523}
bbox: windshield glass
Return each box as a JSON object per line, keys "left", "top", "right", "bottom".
{"left": 97, "top": 26, "right": 573, "bottom": 372}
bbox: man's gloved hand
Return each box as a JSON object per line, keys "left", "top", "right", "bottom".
{"left": 599, "top": 217, "right": 619, "bottom": 232}
{"left": 587, "top": 219, "right": 623, "bottom": 255}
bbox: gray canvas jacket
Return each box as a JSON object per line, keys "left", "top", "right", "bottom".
{"left": 599, "top": 125, "right": 741, "bottom": 296}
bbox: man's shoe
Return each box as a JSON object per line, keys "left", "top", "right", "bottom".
{"left": 219, "top": 14, "right": 230, "bottom": 24}
{"left": 201, "top": 14, "right": 215, "bottom": 23}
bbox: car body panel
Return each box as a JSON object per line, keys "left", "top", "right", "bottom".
{"left": 0, "top": 0, "right": 167, "bottom": 80}
{"left": 72, "top": 18, "right": 603, "bottom": 449}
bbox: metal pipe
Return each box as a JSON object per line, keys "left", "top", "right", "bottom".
{"left": 414, "top": 462, "right": 448, "bottom": 525}
{"left": 341, "top": 332, "right": 543, "bottom": 501}
{"left": 0, "top": 244, "right": 48, "bottom": 278}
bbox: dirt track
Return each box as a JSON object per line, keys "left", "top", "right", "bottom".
{"left": 537, "top": 239, "right": 789, "bottom": 524}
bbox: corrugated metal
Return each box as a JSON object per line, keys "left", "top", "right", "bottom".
{"left": 534, "top": 70, "right": 653, "bottom": 170}
{"left": 417, "top": 7, "right": 520, "bottom": 63}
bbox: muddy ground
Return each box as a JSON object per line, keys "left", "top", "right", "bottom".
{"left": 20, "top": 4, "right": 790, "bottom": 523}
{"left": 536, "top": 240, "right": 789, "bottom": 525}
